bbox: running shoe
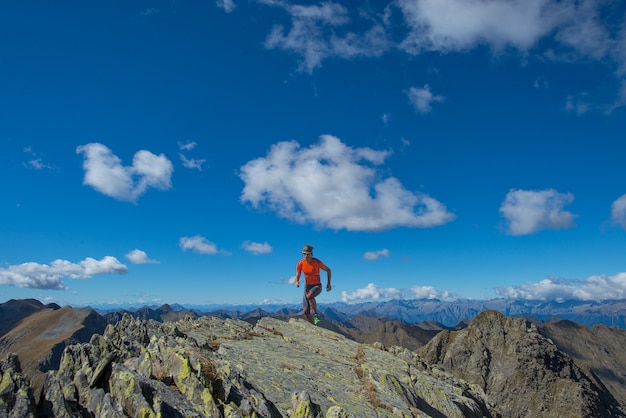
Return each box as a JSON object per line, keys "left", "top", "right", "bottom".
{"left": 313, "top": 313, "right": 321, "bottom": 324}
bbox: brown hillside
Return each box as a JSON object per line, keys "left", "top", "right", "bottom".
{"left": 0, "top": 305, "right": 106, "bottom": 399}
{"left": 541, "top": 320, "right": 626, "bottom": 410}
{"left": 346, "top": 319, "right": 439, "bottom": 351}
{"left": 0, "top": 298, "right": 46, "bottom": 336}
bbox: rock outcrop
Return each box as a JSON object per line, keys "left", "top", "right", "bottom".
{"left": 0, "top": 353, "right": 36, "bottom": 418}
{"left": 33, "top": 314, "right": 494, "bottom": 417}
{"left": 3, "top": 310, "right": 625, "bottom": 417}
{"left": 418, "top": 310, "right": 624, "bottom": 418}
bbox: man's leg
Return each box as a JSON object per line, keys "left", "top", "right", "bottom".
{"left": 304, "top": 311, "right": 314, "bottom": 324}
{"left": 307, "top": 292, "right": 318, "bottom": 314}
{"left": 303, "top": 291, "right": 314, "bottom": 324}
{"left": 306, "top": 285, "right": 322, "bottom": 324}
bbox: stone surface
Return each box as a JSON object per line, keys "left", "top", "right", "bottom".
{"left": 2, "top": 311, "right": 624, "bottom": 417}
{"left": 30, "top": 314, "right": 494, "bottom": 417}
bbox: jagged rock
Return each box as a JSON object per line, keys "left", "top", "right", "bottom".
{"left": 31, "top": 313, "right": 495, "bottom": 417}
{"left": 0, "top": 353, "right": 36, "bottom": 418}
{"left": 20, "top": 310, "right": 626, "bottom": 417}
{"left": 418, "top": 310, "right": 625, "bottom": 418}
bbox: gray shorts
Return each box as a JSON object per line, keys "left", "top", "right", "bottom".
{"left": 303, "top": 284, "right": 322, "bottom": 314}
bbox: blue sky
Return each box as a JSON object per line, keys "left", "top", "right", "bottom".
{"left": 2, "top": 0, "right": 626, "bottom": 308}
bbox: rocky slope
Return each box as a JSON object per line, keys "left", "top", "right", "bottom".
{"left": 10, "top": 314, "right": 494, "bottom": 417}
{"left": 418, "top": 310, "right": 625, "bottom": 418}
{"left": 540, "top": 320, "right": 626, "bottom": 412}
{"left": 2, "top": 300, "right": 626, "bottom": 417}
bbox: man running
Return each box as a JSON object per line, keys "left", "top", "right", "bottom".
{"left": 295, "top": 244, "right": 332, "bottom": 324}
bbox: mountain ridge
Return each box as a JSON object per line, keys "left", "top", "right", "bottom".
{"left": 84, "top": 297, "right": 626, "bottom": 328}
{"left": 2, "top": 298, "right": 626, "bottom": 416}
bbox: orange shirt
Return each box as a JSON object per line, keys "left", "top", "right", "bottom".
{"left": 296, "top": 258, "right": 327, "bottom": 285}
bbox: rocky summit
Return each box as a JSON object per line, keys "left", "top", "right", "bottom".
{"left": 4, "top": 314, "right": 493, "bottom": 417}
{"left": 1, "top": 310, "right": 625, "bottom": 417}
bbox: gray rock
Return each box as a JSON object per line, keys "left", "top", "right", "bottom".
{"left": 0, "top": 353, "right": 36, "bottom": 418}
{"left": 8, "top": 313, "right": 498, "bottom": 417}
{"left": 418, "top": 310, "right": 625, "bottom": 418}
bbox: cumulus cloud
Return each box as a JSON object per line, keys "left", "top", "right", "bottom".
{"left": 239, "top": 135, "right": 454, "bottom": 231}
{"left": 125, "top": 249, "right": 159, "bottom": 264}
{"left": 260, "top": 1, "right": 625, "bottom": 69}
{"left": 76, "top": 143, "right": 173, "bottom": 203}
{"left": 341, "top": 283, "right": 402, "bottom": 302}
{"left": 407, "top": 85, "right": 444, "bottom": 113}
{"left": 499, "top": 189, "right": 576, "bottom": 235}
{"left": 410, "top": 285, "right": 454, "bottom": 300}
{"left": 179, "top": 235, "right": 229, "bottom": 255}
{"left": 363, "top": 249, "right": 390, "bottom": 261}
{"left": 495, "top": 272, "right": 626, "bottom": 301}
{"left": 242, "top": 241, "right": 273, "bottom": 255}
{"left": 397, "top": 0, "right": 571, "bottom": 53}
{"left": 257, "top": 0, "right": 626, "bottom": 108}
{"left": 611, "top": 194, "right": 626, "bottom": 229}
{"left": 0, "top": 256, "right": 127, "bottom": 290}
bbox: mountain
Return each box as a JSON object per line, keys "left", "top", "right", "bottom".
{"left": 540, "top": 320, "right": 626, "bottom": 411}
{"left": 26, "top": 314, "right": 497, "bottom": 417}
{"left": 80, "top": 298, "right": 626, "bottom": 328}
{"left": 102, "top": 303, "right": 200, "bottom": 323}
{"left": 418, "top": 310, "right": 624, "bottom": 417}
{"left": 0, "top": 298, "right": 48, "bottom": 336}
{"left": 3, "top": 311, "right": 626, "bottom": 417}
{"left": 329, "top": 298, "right": 626, "bottom": 328}
{"left": 2, "top": 298, "right": 626, "bottom": 416}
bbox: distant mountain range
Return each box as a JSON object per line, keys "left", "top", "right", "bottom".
{"left": 90, "top": 298, "right": 626, "bottom": 328}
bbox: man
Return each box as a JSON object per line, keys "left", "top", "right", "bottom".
{"left": 295, "top": 244, "right": 332, "bottom": 324}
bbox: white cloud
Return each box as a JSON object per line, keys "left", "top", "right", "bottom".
{"left": 611, "top": 194, "right": 626, "bottom": 229}
{"left": 239, "top": 135, "right": 455, "bottom": 231}
{"left": 179, "top": 235, "right": 229, "bottom": 255}
{"left": 179, "top": 154, "right": 206, "bottom": 170}
{"left": 261, "top": 0, "right": 389, "bottom": 73}
{"left": 499, "top": 188, "right": 576, "bottom": 235}
{"left": 363, "top": 249, "right": 390, "bottom": 261}
{"left": 397, "top": 0, "right": 571, "bottom": 53}
{"left": 125, "top": 249, "right": 159, "bottom": 264}
{"left": 216, "top": 0, "right": 236, "bottom": 13}
{"left": 410, "top": 285, "right": 454, "bottom": 300}
{"left": 341, "top": 283, "right": 402, "bottom": 302}
{"left": 0, "top": 256, "right": 127, "bottom": 290}
{"left": 76, "top": 143, "right": 173, "bottom": 203}
{"left": 565, "top": 94, "right": 591, "bottom": 115}
{"left": 495, "top": 272, "right": 626, "bottom": 301}
{"left": 407, "top": 85, "right": 444, "bottom": 113}
{"left": 242, "top": 241, "right": 273, "bottom": 255}
{"left": 23, "top": 147, "right": 55, "bottom": 171}
{"left": 178, "top": 141, "right": 197, "bottom": 151}
{"left": 257, "top": 1, "right": 626, "bottom": 108}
